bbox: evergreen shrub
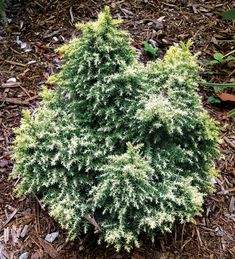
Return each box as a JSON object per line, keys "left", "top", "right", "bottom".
{"left": 12, "top": 7, "right": 220, "bottom": 251}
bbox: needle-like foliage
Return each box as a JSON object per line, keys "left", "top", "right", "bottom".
{"left": 12, "top": 7, "right": 220, "bottom": 251}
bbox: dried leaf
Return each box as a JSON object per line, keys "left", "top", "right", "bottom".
{"left": 217, "top": 93, "right": 235, "bottom": 103}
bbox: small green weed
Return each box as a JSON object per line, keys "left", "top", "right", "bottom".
{"left": 218, "top": 8, "right": 235, "bottom": 20}
{"left": 208, "top": 50, "right": 235, "bottom": 65}
{"left": 143, "top": 41, "right": 159, "bottom": 57}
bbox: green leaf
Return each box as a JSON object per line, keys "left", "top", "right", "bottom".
{"left": 226, "top": 56, "right": 235, "bottom": 61}
{"left": 208, "top": 96, "right": 221, "bottom": 104}
{"left": 213, "top": 52, "right": 224, "bottom": 62}
{"left": 144, "top": 42, "right": 159, "bottom": 57}
{"left": 207, "top": 60, "right": 219, "bottom": 65}
{"left": 228, "top": 108, "right": 235, "bottom": 117}
{"left": 219, "top": 8, "right": 235, "bottom": 20}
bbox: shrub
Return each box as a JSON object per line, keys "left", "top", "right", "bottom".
{"left": 12, "top": 7, "right": 220, "bottom": 251}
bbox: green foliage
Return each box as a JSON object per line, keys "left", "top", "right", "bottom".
{"left": 143, "top": 41, "right": 159, "bottom": 57}
{"left": 207, "top": 96, "right": 221, "bottom": 104}
{"left": 207, "top": 50, "right": 235, "bottom": 65}
{"left": 204, "top": 48, "right": 235, "bottom": 112}
{"left": 0, "top": 0, "right": 7, "bottom": 25}
{"left": 0, "top": 0, "right": 5, "bottom": 12}
{"left": 12, "top": 7, "right": 220, "bottom": 251}
{"left": 203, "top": 82, "right": 235, "bottom": 88}
{"left": 213, "top": 52, "right": 224, "bottom": 62}
{"left": 218, "top": 8, "right": 235, "bottom": 20}
{"left": 228, "top": 108, "right": 235, "bottom": 117}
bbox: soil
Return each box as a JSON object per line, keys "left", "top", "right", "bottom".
{"left": 0, "top": 0, "right": 235, "bottom": 258}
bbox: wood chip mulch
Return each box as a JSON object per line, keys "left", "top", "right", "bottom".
{"left": 0, "top": 0, "right": 234, "bottom": 258}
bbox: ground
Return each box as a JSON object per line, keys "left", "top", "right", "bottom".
{"left": 0, "top": 0, "right": 235, "bottom": 258}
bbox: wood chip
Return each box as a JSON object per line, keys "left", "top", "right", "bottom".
{"left": 11, "top": 225, "right": 18, "bottom": 244}
{"left": 229, "top": 196, "right": 235, "bottom": 213}
{"left": 1, "top": 82, "right": 21, "bottom": 88}
{"left": 196, "top": 227, "right": 203, "bottom": 246}
{"left": 20, "top": 225, "right": 29, "bottom": 238}
{"left": 3, "top": 209, "right": 18, "bottom": 226}
{"left": 0, "top": 242, "right": 9, "bottom": 259}
{"left": 4, "top": 227, "right": 9, "bottom": 244}
{"left": 37, "top": 238, "right": 59, "bottom": 258}
{"left": 224, "top": 136, "right": 235, "bottom": 149}
{"left": 0, "top": 98, "right": 29, "bottom": 105}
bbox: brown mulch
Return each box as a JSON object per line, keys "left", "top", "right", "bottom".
{"left": 0, "top": 0, "right": 235, "bottom": 258}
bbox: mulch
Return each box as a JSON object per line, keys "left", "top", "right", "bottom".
{"left": 0, "top": 0, "right": 235, "bottom": 258}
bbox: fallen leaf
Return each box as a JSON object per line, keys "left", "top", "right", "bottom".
{"left": 217, "top": 93, "right": 235, "bottom": 103}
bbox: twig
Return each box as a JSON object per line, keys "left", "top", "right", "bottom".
{"left": 196, "top": 227, "right": 203, "bottom": 246}
{"left": 228, "top": 69, "right": 235, "bottom": 77}
{"left": 25, "top": 95, "right": 39, "bottom": 102}
{"left": 69, "top": 7, "right": 74, "bottom": 24}
{"left": 223, "top": 49, "right": 235, "bottom": 58}
{"left": 5, "top": 60, "right": 27, "bottom": 67}
{"left": 3, "top": 209, "right": 18, "bottom": 227}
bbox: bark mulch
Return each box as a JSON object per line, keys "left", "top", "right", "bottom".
{"left": 0, "top": 0, "right": 234, "bottom": 258}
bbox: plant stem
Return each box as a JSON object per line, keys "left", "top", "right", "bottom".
{"left": 223, "top": 49, "right": 235, "bottom": 58}
{"left": 202, "top": 82, "right": 235, "bottom": 88}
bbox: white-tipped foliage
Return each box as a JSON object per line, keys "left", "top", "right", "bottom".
{"left": 12, "top": 7, "right": 220, "bottom": 251}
